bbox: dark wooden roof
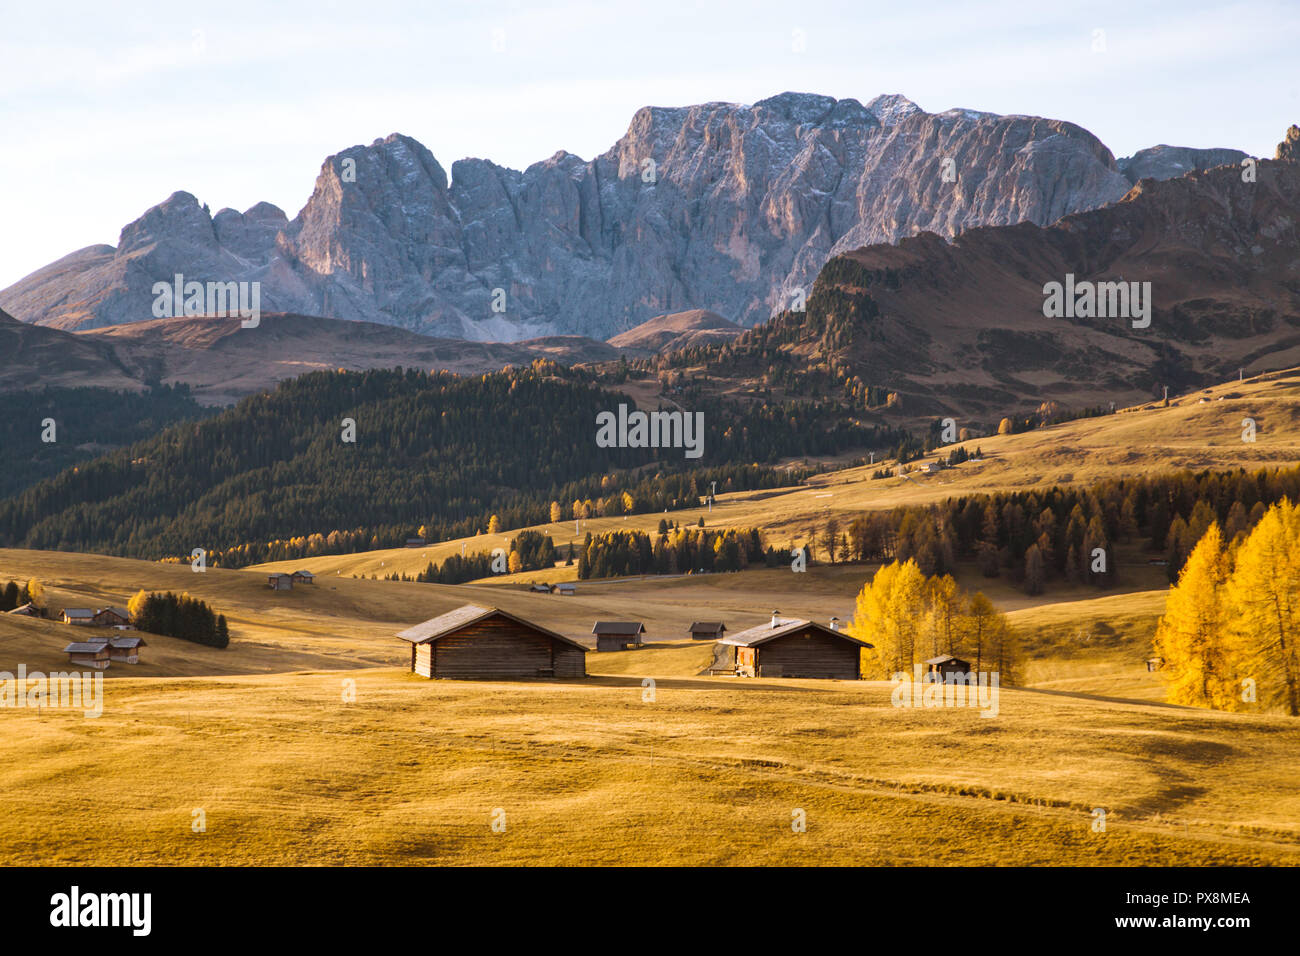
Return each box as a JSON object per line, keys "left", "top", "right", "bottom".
{"left": 689, "top": 621, "right": 726, "bottom": 633}
{"left": 64, "top": 642, "right": 110, "bottom": 654}
{"left": 721, "top": 616, "right": 872, "bottom": 649}
{"left": 62, "top": 608, "right": 95, "bottom": 619}
{"left": 925, "top": 654, "right": 968, "bottom": 665}
{"left": 396, "top": 604, "right": 586, "bottom": 650}
{"left": 592, "top": 621, "right": 646, "bottom": 635}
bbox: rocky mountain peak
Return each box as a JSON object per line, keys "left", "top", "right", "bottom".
{"left": 0, "top": 94, "right": 1254, "bottom": 341}
{"left": 1277, "top": 125, "right": 1300, "bottom": 163}
{"left": 865, "top": 93, "right": 924, "bottom": 126}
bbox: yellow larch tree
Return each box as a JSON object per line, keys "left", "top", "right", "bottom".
{"left": 1153, "top": 523, "right": 1237, "bottom": 710}
{"left": 1223, "top": 502, "right": 1300, "bottom": 716}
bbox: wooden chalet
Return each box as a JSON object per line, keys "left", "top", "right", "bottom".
{"left": 106, "top": 635, "right": 146, "bottom": 664}
{"left": 529, "top": 583, "right": 552, "bottom": 594}
{"left": 396, "top": 604, "right": 586, "bottom": 680}
{"left": 688, "top": 621, "right": 726, "bottom": 641}
{"left": 290, "top": 570, "right": 315, "bottom": 584}
{"left": 717, "top": 611, "right": 871, "bottom": 680}
{"left": 925, "top": 654, "right": 971, "bottom": 679}
{"left": 592, "top": 621, "right": 646, "bottom": 652}
{"left": 405, "top": 537, "right": 426, "bottom": 548}
{"left": 62, "top": 608, "right": 96, "bottom": 625}
{"left": 64, "top": 642, "right": 111, "bottom": 670}
{"left": 267, "top": 573, "right": 294, "bottom": 591}
{"left": 93, "top": 606, "right": 131, "bottom": 628}
{"left": 6, "top": 603, "right": 38, "bottom": 617}
{"left": 555, "top": 583, "right": 577, "bottom": 596}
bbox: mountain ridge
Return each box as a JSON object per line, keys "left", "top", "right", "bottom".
{"left": 1, "top": 92, "right": 1245, "bottom": 342}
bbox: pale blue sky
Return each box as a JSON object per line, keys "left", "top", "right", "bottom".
{"left": 1, "top": 0, "right": 1296, "bottom": 289}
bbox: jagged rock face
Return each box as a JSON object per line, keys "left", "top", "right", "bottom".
{"left": 0, "top": 92, "right": 1237, "bottom": 341}
{"left": 1117, "top": 145, "right": 1248, "bottom": 184}
{"left": 781, "top": 155, "right": 1300, "bottom": 419}
{"left": 1278, "top": 125, "right": 1300, "bottom": 163}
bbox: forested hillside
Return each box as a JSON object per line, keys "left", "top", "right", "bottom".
{"left": 0, "top": 362, "right": 902, "bottom": 562}
{"left": 0, "top": 384, "right": 210, "bottom": 496}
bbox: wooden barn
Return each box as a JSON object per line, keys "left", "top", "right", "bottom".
{"left": 688, "top": 621, "right": 727, "bottom": 641}
{"left": 6, "top": 603, "right": 38, "bottom": 617}
{"left": 719, "top": 611, "right": 871, "bottom": 680}
{"left": 93, "top": 606, "right": 131, "bottom": 628}
{"left": 291, "top": 570, "right": 315, "bottom": 585}
{"left": 926, "top": 654, "right": 971, "bottom": 679}
{"left": 62, "top": 608, "right": 96, "bottom": 625}
{"left": 267, "top": 573, "right": 293, "bottom": 591}
{"left": 555, "top": 583, "right": 577, "bottom": 596}
{"left": 106, "top": 635, "right": 146, "bottom": 664}
{"left": 592, "top": 621, "right": 646, "bottom": 652}
{"left": 63, "top": 642, "right": 111, "bottom": 670}
{"left": 397, "top": 604, "right": 586, "bottom": 680}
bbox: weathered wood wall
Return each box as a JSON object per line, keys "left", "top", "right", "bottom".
{"left": 756, "top": 628, "right": 860, "bottom": 679}
{"left": 410, "top": 615, "right": 587, "bottom": 679}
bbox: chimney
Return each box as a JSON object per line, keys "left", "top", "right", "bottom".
{"left": 771, "top": 610, "right": 780, "bottom": 629}
{"left": 829, "top": 617, "right": 839, "bottom": 632}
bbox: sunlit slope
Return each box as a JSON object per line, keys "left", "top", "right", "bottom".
{"left": 255, "top": 367, "right": 1300, "bottom": 581}
{"left": 0, "top": 667, "right": 1295, "bottom": 865}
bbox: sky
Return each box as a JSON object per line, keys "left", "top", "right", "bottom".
{"left": 1, "top": 0, "right": 1296, "bottom": 289}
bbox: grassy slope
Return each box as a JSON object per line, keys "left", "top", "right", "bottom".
{"left": 2, "top": 667, "right": 1296, "bottom": 865}
{"left": 0, "top": 549, "right": 1296, "bottom": 865}
{"left": 254, "top": 367, "right": 1300, "bottom": 581}
{"left": 2, "top": 367, "right": 1298, "bottom": 866}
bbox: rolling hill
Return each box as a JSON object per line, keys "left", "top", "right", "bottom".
{"left": 0, "top": 311, "right": 623, "bottom": 405}
{"left": 669, "top": 132, "right": 1300, "bottom": 423}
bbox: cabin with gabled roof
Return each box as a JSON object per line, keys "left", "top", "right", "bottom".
{"left": 64, "top": 642, "right": 111, "bottom": 670}
{"left": 592, "top": 621, "right": 646, "bottom": 652}
{"left": 62, "top": 608, "right": 96, "bottom": 625}
{"left": 106, "top": 635, "right": 146, "bottom": 664}
{"left": 925, "top": 654, "right": 971, "bottom": 679}
{"left": 688, "top": 621, "right": 726, "bottom": 641}
{"left": 93, "top": 606, "right": 131, "bottom": 628}
{"left": 396, "top": 604, "right": 586, "bottom": 680}
{"left": 718, "top": 610, "right": 871, "bottom": 680}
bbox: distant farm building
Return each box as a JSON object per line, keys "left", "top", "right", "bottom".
{"left": 64, "top": 642, "right": 111, "bottom": 670}
{"left": 267, "top": 573, "right": 294, "bottom": 591}
{"left": 6, "top": 603, "right": 38, "bottom": 617}
{"left": 291, "top": 570, "right": 315, "bottom": 584}
{"left": 689, "top": 622, "right": 727, "bottom": 641}
{"left": 556, "top": 583, "right": 577, "bottom": 596}
{"left": 105, "top": 636, "right": 146, "bottom": 664}
{"left": 93, "top": 607, "right": 131, "bottom": 628}
{"left": 62, "top": 608, "right": 96, "bottom": 625}
{"left": 926, "top": 655, "right": 971, "bottom": 679}
{"left": 405, "top": 537, "right": 426, "bottom": 548}
{"left": 593, "top": 621, "right": 646, "bottom": 652}
{"left": 529, "top": 583, "right": 552, "bottom": 594}
{"left": 717, "top": 611, "right": 872, "bottom": 679}
{"left": 397, "top": 604, "right": 586, "bottom": 680}
{"left": 922, "top": 462, "right": 942, "bottom": 474}
{"left": 1146, "top": 657, "right": 1165, "bottom": 672}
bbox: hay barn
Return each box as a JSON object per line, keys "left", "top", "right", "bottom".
{"left": 397, "top": 604, "right": 586, "bottom": 680}
{"left": 719, "top": 611, "right": 871, "bottom": 680}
